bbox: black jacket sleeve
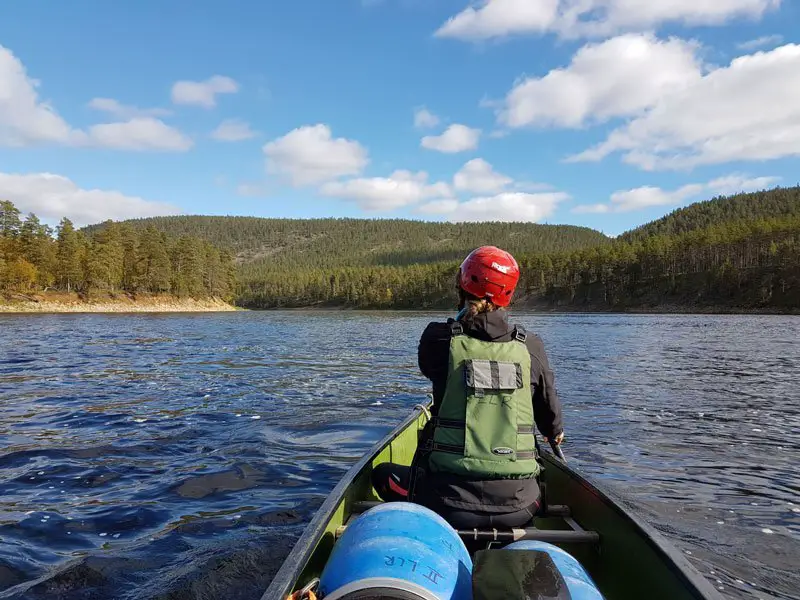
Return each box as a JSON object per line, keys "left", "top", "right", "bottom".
{"left": 417, "top": 321, "right": 451, "bottom": 415}
{"left": 526, "top": 334, "right": 564, "bottom": 440}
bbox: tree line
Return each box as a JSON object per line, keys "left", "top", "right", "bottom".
{"left": 6, "top": 184, "right": 798, "bottom": 311}
{"left": 235, "top": 215, "right": 800, "bottom": 311}
{"left": 99, "top": 215, "right": 610, "bottom": 271}
{"left": 0, "top": 201, "right": 236, "bottom": 300}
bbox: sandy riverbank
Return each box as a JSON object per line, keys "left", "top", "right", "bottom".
{"left": 0, "top": 292, "right": 238, "bottom": 313}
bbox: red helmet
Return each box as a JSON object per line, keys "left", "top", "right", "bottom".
{"left": 458, "top": 246, "right": 520, "bottom": 307}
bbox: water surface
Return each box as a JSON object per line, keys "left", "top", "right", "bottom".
{"left": 0, "top": 312, "right": 798, "bottom": 599}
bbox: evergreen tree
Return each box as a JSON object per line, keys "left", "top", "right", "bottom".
{"left": 56, "top": 218, "right": 82, "bottom": 293}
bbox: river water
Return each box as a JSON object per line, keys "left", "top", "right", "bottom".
{"left": 0, "top": 312, "right": 797, "bottom": 600}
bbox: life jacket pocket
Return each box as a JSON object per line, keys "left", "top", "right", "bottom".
{"left": 463, "top": 359, "right": 523, "bottom": 462}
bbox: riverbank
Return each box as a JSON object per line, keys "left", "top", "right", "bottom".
{"left": 0, "top": 292, "right": 238, "bottom": 313}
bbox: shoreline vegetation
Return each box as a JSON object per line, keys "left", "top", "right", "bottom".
{"left": 0, "top": 200, "right": 237, "bottom": 315}
{"left": 2, "top": 186, "right": 799, "bottom": 315}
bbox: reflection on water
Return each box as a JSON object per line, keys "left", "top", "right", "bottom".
{"left": 0, "top": 312, "right": 798, "bottom": 599}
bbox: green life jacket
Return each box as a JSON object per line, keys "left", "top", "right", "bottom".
{"left": 427, "top": 321, "right": 541, "bottom": 479}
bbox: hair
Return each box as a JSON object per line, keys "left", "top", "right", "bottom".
{"left": 456, "top": 271, "right": 499, "bottom": 320}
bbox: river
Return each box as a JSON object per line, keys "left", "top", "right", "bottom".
{"left": 0, "top": 312, "right": 798, "bottom": 599}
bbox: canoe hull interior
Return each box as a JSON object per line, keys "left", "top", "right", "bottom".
{"left": 262, "top": 405, "right": 723, "bottom": 600}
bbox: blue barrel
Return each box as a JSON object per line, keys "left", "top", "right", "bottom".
{"left": 505, "top": 540, "right": 604, "bottom": 599}
{"left": 318, "top": 502, "right": 473, "bottom": 600}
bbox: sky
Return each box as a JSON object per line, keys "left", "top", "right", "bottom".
{"left": 0, "top": 0, "right": 798, "bottom": 236}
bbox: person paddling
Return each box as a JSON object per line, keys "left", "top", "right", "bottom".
{"left": 372, "top": 245, "right": 565, "bottom": 528}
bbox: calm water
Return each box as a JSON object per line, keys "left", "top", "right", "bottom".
{"left": 0, "top": 312, "right": 798, "bottom": 600}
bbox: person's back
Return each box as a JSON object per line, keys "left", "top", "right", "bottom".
{"left": 372, "top": 246, "right": 564, "bottom": 528}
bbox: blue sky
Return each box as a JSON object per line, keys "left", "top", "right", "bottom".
{"left": 0, "top": 0, "right": 798, "bottom": 236}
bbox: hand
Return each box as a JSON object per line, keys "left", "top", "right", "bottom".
{"left": 543, "top": 432, "right": 565, "bottom": 445}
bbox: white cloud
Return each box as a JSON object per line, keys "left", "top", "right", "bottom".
{"left": 706, "top": 174, "right": 781, "bottom": 195}
{"left": 88, "top": 98, "right": 172, "bottom": 120}
{"left": 0, "top": 44, "right": 82, "bottom": 146}
{"left": 435, "top": 0, "right": 558, "bottom": 41}
{"left": 414, "top": 107, "right": 440, "bottom": 129}
{"left": 453, "top": 158, "right": 513, "bottom": 194}
{"left": 0, "top": 172, "right": 180, "bottom": 226}
{"left": 608, "top": 184, "right": 704, "bottom": 212}
{"left": 569, "top": 44, "right": 800, "bottom": 170}
{"left": 737, "top": 34, "right": 784, "bottom": 50}
{"left": 87, "top": 118, "right": 193, "bottom": 151}
{"left": 263, "top": 124, "right": 369, "bottom": 186}
{"left": 435, "top": 0, "right": 780, "bottom": 41}
{"left": 418, "top": 191, "right": 569, "bottom": 222}
{"left": 417, "top": 199, "right": 460, "bottom": 215}
{"left": 211, "top": 119, "right": 258, "bottom": 142}
{"left": 171, "top": 75, "right": 239, "bottom": 108}
{"left": 0, "top": 45, "right": 191, "bottom": 152}
{"left": 572, "top": 174, "right": 780, "bottom": 213}
{"left": 499, "top": 34, "right": 702, "bottom": 129}
{"left": 320, "top": 170, "right": 452, "bottom": 211}
{"left": 421, "top": 124, "right": 481, "bottom": 153}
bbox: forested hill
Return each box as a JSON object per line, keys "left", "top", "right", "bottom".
{"left": 620, "top": 185, "right": 800, "bottom": 243}
{"left": 94, "top": 217, "right": 609, "bottom": 269}
{"left": 0, "top": 200, "right": 236, "bottom": 301}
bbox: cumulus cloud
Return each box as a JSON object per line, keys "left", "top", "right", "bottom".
{"left": 435, "top": 0, "right": 780, "bottom": 41}
{"left": 737, "top": 34, "right": 784, "bottom": 50}
{"left": 435, "top": 0, "right": 559, "bottom": 41}
{"left": 418, "top": 191, "right": 569, "bottom": 222}
{"left": 498, "top": 34, "right": 702, "bottom": 129}
{"left": 0, "top": 45, "right": 192, "bottom": 152}
{"left": 453, "top": 159, "right": 513, "bottom": 194}
{"left": 569, "top": 44, "right": 800, "bottom": 170}
{"left": 211, "top": 119, "right": 258, "bottom": 142}
{"left": 421, "top": 124, "right": 481, "bottom": 153}
{"left": 0, "top": 172, "right": 180, "bottom": 226}
{"left": 88, "top": 118, "right": 193, "bottom": 151}
{"left": 571, "top": 174, "right": 781, "bottom": 213}
{"left": 414, "top": 107, "right": 440, "bottom": 129}
{"left": 706, "top": 174, "right": 781, "bottom": 195}
{"left": 171, "top": 75, "right": 239, "bottom": 108}
{"left": 320, "top": 170, "right": 452, "bottom": 211}
{"left": 0, "top": 45, "right": 82, "bottom": 146}
{"left": 263, "top": 124, "right": 369, "bottom": 186}
{"left": 88, "top": 98, "right": 172, "bottom": 120}
{"left": 607, "top": 184, "right": 705, "bottom": 212}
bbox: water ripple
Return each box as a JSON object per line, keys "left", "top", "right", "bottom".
{"left": 0, "top": 312, "right": 798, "bottom": 599}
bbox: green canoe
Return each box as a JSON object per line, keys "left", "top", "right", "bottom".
{"left": 261, "top": 403, "right": 725, "bottom": 600}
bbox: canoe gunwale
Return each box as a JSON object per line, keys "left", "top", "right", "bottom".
{"left": 260, "top": 405, "right": 426, "bottom": 600}
{"left": 540, "top": 452, "right": 726, "bottom": 600}
{"left": 263, "top": 403, "right": 726, "bottom": 600}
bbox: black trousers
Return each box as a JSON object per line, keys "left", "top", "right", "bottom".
{"left": 371, "top": 463, "right": 538, "bottom": 529}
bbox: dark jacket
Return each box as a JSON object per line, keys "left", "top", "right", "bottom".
{"left": 413, "top": 309, "right": 563, "bottom": 513}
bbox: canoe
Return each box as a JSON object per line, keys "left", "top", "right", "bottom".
{"left": 261, "top": 403, "right": 725, "bottom": 600}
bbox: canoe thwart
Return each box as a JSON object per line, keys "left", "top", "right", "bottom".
{"left": 351, "top": 500, "right": 572, "bottom": 518}
{"left": 458, "top": 528, "right": 600, "bottom": 544}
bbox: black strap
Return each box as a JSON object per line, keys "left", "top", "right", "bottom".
{"left": 513, "top": 325, "right": 527, "bottom": 343}
{"left": 432, "top": 417, "right": 466, "bottom": 429}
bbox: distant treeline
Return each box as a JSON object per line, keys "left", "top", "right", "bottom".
{"left": 97, "top": 216, "right": 610, "bottom": 270}
{"left": 234, "top": 187, "right": 800, "bottom": 311}
{"left": 0, "top": 200, "right": 236, "bottom": 300}
{"left": 234, "top": 215, "right": 800, "bottom": 311}
{"left": 10, "top": 185, "right": 798, "bottom": 312}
